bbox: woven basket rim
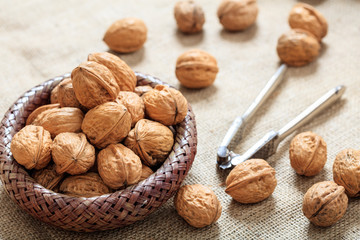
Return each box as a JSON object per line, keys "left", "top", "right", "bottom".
{"left": 0, "top": 72, "right": 197, "bottom": 232}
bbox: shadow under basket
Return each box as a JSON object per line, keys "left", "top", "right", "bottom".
{"left": 0, "top": 72, "right": 197, "bottom": 232}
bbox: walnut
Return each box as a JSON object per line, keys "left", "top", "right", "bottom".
{"left": 116, "top": 91, "right": 145, "bottom": 127}
{"left": 10, "top": 125, "right": 52, "bottom": 170}
{"left": 57, "top": 78, "right": 82, "bottom": 108}
{"left": 139, "top": 164, "right": 154, "bottom": 182}
{"left": 88, "top": 52, "right": 137, "bottom": 92}
{"left": 103, "top": 18, "right": 147, "bottom": 53}
{"left": 134, "top": 85, "right": 153, "bottom": 97}
{"left": 174, "top": 0, "right": 205, "bottom": 34}
{"left": 174, "top": 184, "right": 222, "bottom": 228}
{"left": 26, "top": 103, "right": 60, "bottom": 125}
{"left": 289, "top": 3, "right": 328, "bottom": 42}
{"left": 175, "top": 49, "right": 219, "bottom": 89}
{"left": 81, "top": 102, "right": 131, "bottom": 149}
{"left": 124, "top": 119, "right": 174, "bottom": 167}
{"left": 59, "top": 172, "right": 111, "bottom": 198}
{"left": 98, "top": 144, "right": 142, "bottom": 189}
{"left": 277, "top": 28, "right": 320, "bottom": 67}
{"left": 52, "top": 132, "right": 95, "bottom": 175}
{"left": 32, "top": 163, "right": 64, "bottom": 190}
{"left": 31, "top": 107, "right": 84, "bottom": 138}
{"left": 50, "top": 83, "right": 61, "bottom": 104}
{"left": 289, "top": 131, "right": 327, "bottom": 176}
{"left": 333, "top": 149, "right": 360, "bottom": 197}
{"left": 71, "top": 61, "right": 120, "bottom": 109}
{"left": 217, "top": 0, "right": 258, "bottom": 31}
{"left": 142, "top": 85, "right": 188, "bottom": 126}
{"left": 225, "top": 159, "right": 277, "bottom": 203}
{"left": 303, "top": 181, "right": 348, "bottom": 227}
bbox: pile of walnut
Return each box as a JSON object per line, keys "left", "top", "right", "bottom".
{"left": 276, "top": 3, "right": 328, "bottom": 67}
{"left": 10, "top": 52, "right": 188, "bottom": 198}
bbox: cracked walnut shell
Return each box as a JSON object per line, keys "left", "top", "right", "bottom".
{"left": 71, "top": 61, "right": 120, "bottom": 109}
{"left": 88, "top": 52, "right": 137, "bottom": 92}
{"left": 82, "top": 102, "right": 131, "bottom": 149}
{"left": 333, "top": 149, "right": 360, "bottom": 197}
{"left": 289, "top": 131, "right": 327, "bottom": 176}
{"left": 176, "top": 49, "right": 219, "bottom": 89}
{"left": 116, "top": 91, "right": 145, "bottom": 127}
{"left": 32, "top": 163, "right": 64, "bottom": 190}
{"left": 124, "top": 119, "right": 174, "bottom": 167}
{"left": 303, "top": 181, "right": 348, "bottom": 227}
{"left": 217, "top": 0, "right": 258, "bottom": 31}
{"left": 11, "top": 125, "right": 52, "bottom": 170}
{"left": 174, "top": 184, "right": 222, "bottom": 228}
{"left": 143, "top": 85, "right": 188, "bottom": 126}
{"left": 52, "top": 132, "right": 95, "bottom": 175}
{"left": 31, "top": 107, "right": 84, "bottom": 138}
{"left": 277, "top": 28, "right": 320, "bottom": 67}
{"left": 98, "top": 144, "right": 142, "bottom": 189}
{"left": 289, "top": 3, "right": 328, "bottom": 42}
{"left": 103, "top": 18, "right": 147, "bottom": 53}
{"left": 225, "top": 159, "right": 277, "bottom": 204}
{"left": 60, "top": 172, "right": 111, "bottom": 198}
{"left": 174, "top": 0, "right": 205, "bottom": 34}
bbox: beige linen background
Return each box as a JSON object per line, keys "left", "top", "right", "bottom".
{"left": 1, "top": 0, "right": 360, "bottom": 239}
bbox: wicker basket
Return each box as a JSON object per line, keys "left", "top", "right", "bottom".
{"left": 0, "top": 72, "right": 197, "bottom": 232}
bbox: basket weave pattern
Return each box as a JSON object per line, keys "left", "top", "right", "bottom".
{"left": 0, "top": 72, "right": 197, "bottom": 232}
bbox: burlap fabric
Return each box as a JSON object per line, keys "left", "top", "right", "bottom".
{"left": 1, "top": 0, "right": 359, "bottom": 239}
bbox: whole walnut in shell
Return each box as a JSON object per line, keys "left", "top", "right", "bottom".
{"left": 134, "top": 85, "right": 153, "bottom": 97}
{"left": 124, "top": 119, "right": 174, "bottom": 167}
{"left": 217, "top": 0, "right": 258, "bottom": 31}
{"left": 103, "top": 18, "right": 147, "bottom": 53}
{"left": 225, "top": 159, "right": 277, "bottom": 204}
{"left": 138, "top": 164, "right": 154, "bottom": 182}
{"left": 57, "top": 78, "right": 82, "bottom": 108}
{"left": 303, "top": 181, "right": 348, "bottom": 227}
{"left": 60, "top": 172, "right": 111, "bottom": 198}
{"left": 71, "top": 61, "right": 120, "bottom": 109}
{"left": 26, "top": 103, "right": 60, "bottom": 125}
{"left": 174, "top": 0, "right": 205, "bottom": 34}
{"left": 289, "top": 3, "right": 328, "bottom": 42}
{"left": 333, "top": 149, "right": 360, "bottom": 197}
{"left": 82, "top": 102, "right": 131, "bottom": 149}
{"left": 88, "top": 52, "right": 137, "bottom": 92}
{"left": 143, "top": 85, "right": 188, "bottom": 126}
{"left": 11, "top": 125, "right": 52, "bottom": 170}
{"left": 31, "top": 107, "right": 84, "bottom": 138}
{"left": 52, "top": 132, "right": 95, "bottom": 175}
{"left": 98, "top": 144, "right": 142, "bottom": 189}
{"left": 174, "top": 184, "right": 222, "bottom": 228}
{"left": 32, "top": 164, "right": 64, "bottom": 190}
{"left": 289, "top": 131, "right": 327, "bottom": 176}
{"left": 116, "top": 91, "right": 145, "bottom": 127}
{"left": 277, "top": 28, "right": 320, "bottom": 67}
{"left": 175, "top": 49, "right": 219, "bottom": 89}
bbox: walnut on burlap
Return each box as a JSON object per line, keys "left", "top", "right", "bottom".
{"left": 1, "top": 0, "right": 360, "bottom": 239}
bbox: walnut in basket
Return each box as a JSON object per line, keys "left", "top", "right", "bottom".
{"left": 31, "top": 107, "right": 84, "bottom": 138}
{"left": 289, "top": 131, "right": 327, "bottom": 176}
{"left": 81, "top": 102, "right": 131, "bottom": 149}
{"left": 71, "top": 61, "right": 120, "bottom": 109}
{"left": 124, "top": 119, "right": 174, "bottom": 167}
{"left": 103, "top": 18, "right": 147, "bottom": 53}
{"left": 52, "top": 132, "right": 95, "bottom": 175}
{"left": 175, "top": 49, "right": 219, "bottom": 89}
{"left": 98, "top": 144, "right": 142, "bottom": 189}
{"left": 26, "top": 103, "right": 60, "bottom": 125}
{"left": 116, "top": 91, "right": 145, "bottom": 127}
{"left": 88, "top": 52, "right": 137, "bottom": 92}
{"left": 303, "top": 181, "right": 348, "bottom": 227}
{"left": 11, "top": 125, "right": 52, "bottom": 170}
{"left": 134, "top": 85, "right": 153, "bottom": 97}
{"left": 57, "top": 78, "right": 82, "bottom": 108}
{"left": 174, "top": 184, "right": 222, "bottom": 228}
{"left": 60, "top": 172, "right": 111, "bottom": 198}
{"left": 174, "top": 0, "right": 205, "bottom": 34}
{"left": 142, "top": 85, "right": 188, "bottom": 126}
{"left": 32, "top": 163, "right": 64, "bottom": 191}
{"left": 50, "top": 82, "right": 62, "bottom": 104}
{"left": 225, "top": 159, "right": 277, "bottom": 203}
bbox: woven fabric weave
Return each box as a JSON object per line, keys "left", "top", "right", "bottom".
{"left": 1, "top": 0, "right": 360, "bottom": 239}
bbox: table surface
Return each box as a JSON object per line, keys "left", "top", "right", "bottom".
{"left": 1, "top": 0, "right": 360, "bottom": 239}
